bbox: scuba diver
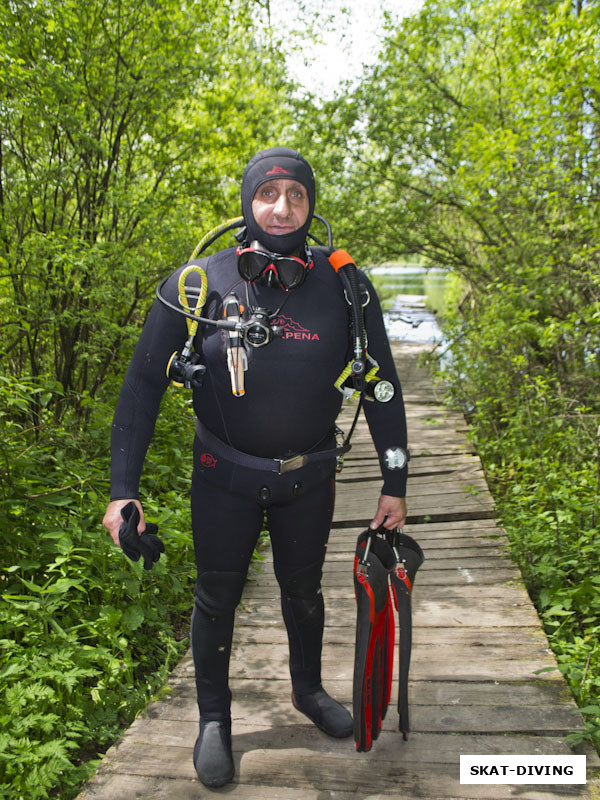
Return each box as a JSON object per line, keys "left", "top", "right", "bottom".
{"left": 102, "top": 147, "right": 409, "bottom": 788}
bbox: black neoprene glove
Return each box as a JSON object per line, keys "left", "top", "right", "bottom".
{"left": 118, "top": 501, "right": 165, "bottom": 570}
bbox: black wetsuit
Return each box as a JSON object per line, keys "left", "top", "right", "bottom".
{"left": 110, "top": 246, "right": 408, "bottom": 719}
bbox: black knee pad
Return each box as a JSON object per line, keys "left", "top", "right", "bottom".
{"left": 194, "top": 571, "right": 245, "bottom": 618}
{"left": 281, "top": 561, "right": 323, "bottom": 616}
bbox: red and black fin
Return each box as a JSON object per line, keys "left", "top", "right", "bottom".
{"left": 352, "top": 529, "right": 396, "bottom": 752}
{"left": 388, "top": 530, "right": 424, "bottom": 740}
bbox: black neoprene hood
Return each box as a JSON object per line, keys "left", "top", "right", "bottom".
{"left": 241, "top": 147, "right": 316, "bottom": 254}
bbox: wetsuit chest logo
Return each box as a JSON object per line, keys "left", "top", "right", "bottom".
{"left": 272, "top": 314, "right": 320, "bottom": 342}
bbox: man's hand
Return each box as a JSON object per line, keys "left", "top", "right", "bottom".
{"left": 369, "top": 495, "right": 407, "bottom": 531}
{"left": 102, "top": 499, "right": 146, "bottom": 547}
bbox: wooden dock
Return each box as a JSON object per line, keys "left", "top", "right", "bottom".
{"left": 79, "top": 342, "right": 599, "bottom": 799}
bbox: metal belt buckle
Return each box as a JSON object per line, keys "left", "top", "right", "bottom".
{"left": 277, "top": 454, "right": 307, "bottom": 474}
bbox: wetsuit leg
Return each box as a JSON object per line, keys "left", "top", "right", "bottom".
{"left": 268, "top": 477, "right": 335, "bottom": 694}
{"left": 269, "top": 477, "right": 352, "bottom": 738}
{"left": 190, "top": 470, "right": 264, "bottom": 720}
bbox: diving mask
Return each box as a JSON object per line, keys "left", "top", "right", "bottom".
{"left": 236, "top": 244, "right": 313, "bottom": 291}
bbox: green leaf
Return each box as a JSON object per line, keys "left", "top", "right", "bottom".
{"left": 121, "top": 604, "right": 145, "bottom": 631}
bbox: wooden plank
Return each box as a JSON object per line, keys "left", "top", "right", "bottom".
{"left": 341, "top": 468, "right": 488, "bottom": 486}
{"left": 336, "top": 513, "right": 501, "bottom": 528}
{"left": 242, "top": 581, "right": 536, "bottom": 604}
{"left": 277, "top": 542, "right": 510, "bottom": 560}
{"left": 345, "top": 440, "right": 476, "bottom": 457}
{"left": 218, "top": 630, "right": 557, "bottom": 662}
{"left": 335, "top": 498, "right": 497, "bottom": 518}
{"left": 154, "top": 678, "right": 577, "bottom": 711}
{"left": 323, "top": 536, "right": 508, "bottom": 553}
{"left": 121, "top": 701, "right": 585, "bottom": 739}
{"left": 349, "top": 413, "right": 470, "bottom": 432}
{"left": 333, "top": 498, "right": 496, "bottom": 526}
{"left": 262, "top": 553, "right": 516, "bottom": 572}
{"left": 337, "top": 477, "right": 492, "bottom": 498}
{"left": 175, "top": 643, "right": 561, "bottom": 678}
{"left": 320, "top": 568, "right": 522, "bottom": 587}
{"left": 406, "top": 453, "right": 483, "bottom": 468}
{"left": 173, "top": 650, "right": 561, "bottom": 684}
{"left": 327, "top": 519, "right": 508, "bottom": 542}
{"left": 249, "top": 574, "right": 529, "bottom": 598}
{"left": 319, "top": 555, "right": 517, "bottom": 572}
{"left": 344, "top": 420, "right": 469, "bottom": 440}
{"left": 209, "top": 598, "right": 544, "bottom": 634}
{"left": 252, "top": 568, "right": 523, "bottom": 589}
{"left": 340, "top": 464, "right": 486, "bottom": 481}
{"left": 338, "top": 422, "right": 469, "bottom": 440}
{"left": 336, "top": 480, "right": 495, "bottom": 505}
{"left": 234, "top": 601, "right": 540, "bottom": 629}
{"left": 400, "top": 518, "right": 503, "bottom": 534}
{"left": 231, "top": 627, "right": 554, "bottom": 649}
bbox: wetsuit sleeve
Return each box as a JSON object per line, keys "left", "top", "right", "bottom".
{"left": 359, "top": 271, "right": 408, "bottom": 498}
{"left": 110, "top": 271, "right": 189, "bottom": 500}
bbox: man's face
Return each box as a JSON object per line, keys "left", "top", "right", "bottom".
{"left": 251, "top": 179, "right": 309, "bottom": 238}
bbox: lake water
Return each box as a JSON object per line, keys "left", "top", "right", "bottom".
{"left": 368, "top": 265, "right": 447, "bottom": 344}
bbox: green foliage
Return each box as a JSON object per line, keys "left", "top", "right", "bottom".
{"left": 0, "top": 0, "right": 294, "bottom": 422}
{"left": 0, "top": 377, "right": 197, "bottom": 799}
{"left": 443, "top": 356, "right": 600, "bottom": 750}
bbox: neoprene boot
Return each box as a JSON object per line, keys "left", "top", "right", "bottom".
{"left": 281, "top": 562, "right": 353, "bottom": 738}
{"left": 193, "top": 718, "right": 235, "bottom": 788}
{"left": 292, "top": 687, "right": 353, "bottom": 738}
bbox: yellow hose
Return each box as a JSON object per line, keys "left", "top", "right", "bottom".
{"left": 365, "top": 364, "right": 380, "bottom": 383}
{"left": 178, "top": 265, "right": 208, "bottom": 338}
{"left": 335, "top": 360, "right": 381, "bottom": 400}
{"left": 334, "top": 361, "right": 354, "bottom": 394}
{"left": 189, "top": 216, "right": 244, "bottom": 261}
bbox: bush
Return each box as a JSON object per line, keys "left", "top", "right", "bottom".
{"left": 0, "top": 377, "right": 197, "bottom": 799}
{"left": 432, "top": 287, "right": 600, "bottom": 753}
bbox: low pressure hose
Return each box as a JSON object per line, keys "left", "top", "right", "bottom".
{"left": 329, "top": 250, "right": 367, "bottom": 384}
{"left": 189, "top": 217, "right": 244, "bottom": 261}
{"left": 329, "top": 249, "right": 395, "bottom": 404}
{"left": 166, "top": 265, "right": 208, "bottom": 388}
{"left": 178, "top": 265, "right": 208, "bottom": 355}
